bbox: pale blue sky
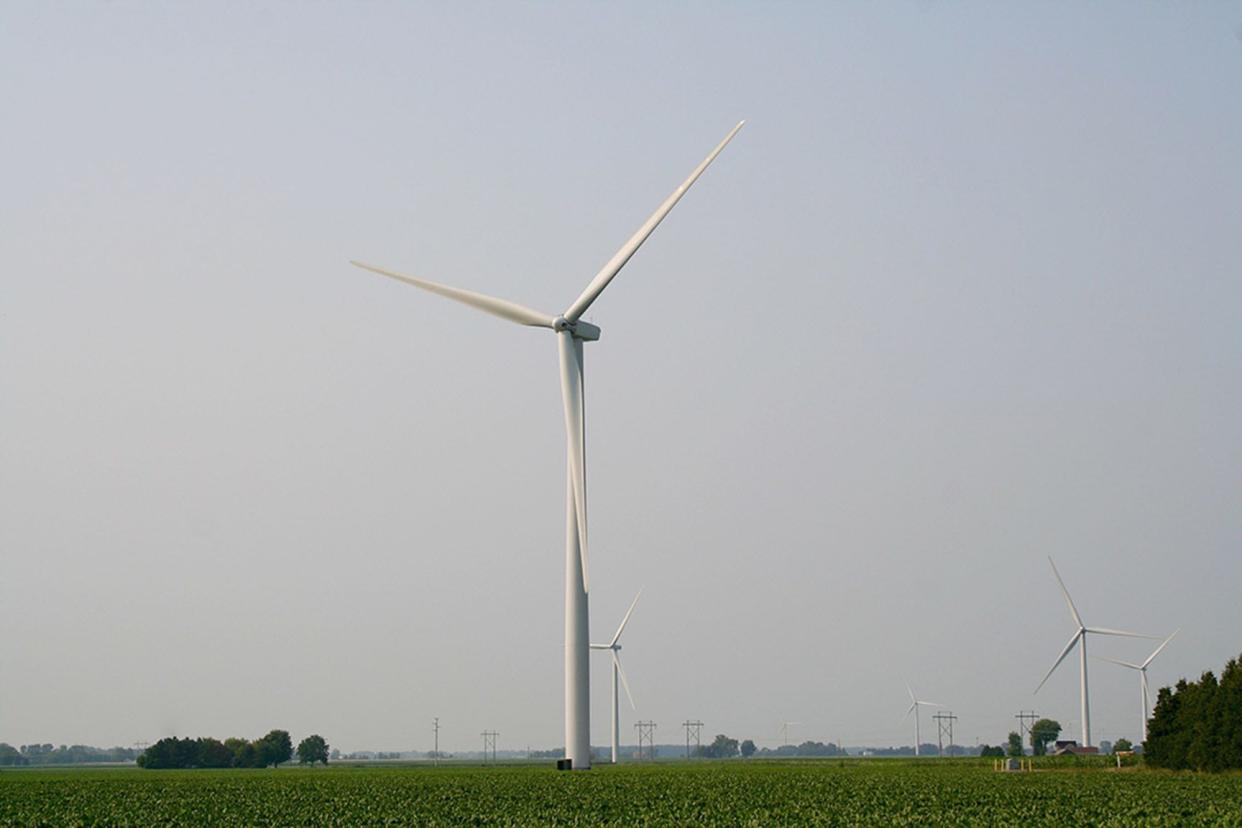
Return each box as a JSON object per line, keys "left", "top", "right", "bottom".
{"left": 2, "top": 2, "right": 1240, "bottom": 752}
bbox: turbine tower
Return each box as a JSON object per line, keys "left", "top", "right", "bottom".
{"left": 351, "top": 122, "right": 744, "bottom": 770}
{"left": 591, "top": 589, "right": 642, "bottom": 764}
{"left": 1035, "top": 556, "right": 1155, "bottom": 748}
{"left": 904, "top": 684, "right": 942, "bottom": 757}
{"left": 1095, "top": 630, "right": 1178, "bottom": 744}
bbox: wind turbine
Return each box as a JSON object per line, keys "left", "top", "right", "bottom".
{"left": 1035, "top": 556, "right": 1155, "bottom": 748}
{"left": 1094, "top": 629, "right": 1179, "bottom": 744}
{"left": 351, "top": 122, "right": 744, "bottom": 770}
{"left": 904, "top": 684, "right": 942, "bottom": 757}
{"left": 779, "top": 721, "right": 800, "bottom": 748}
{"left": 591, "top": 589, "right": 641, "bottom": 764}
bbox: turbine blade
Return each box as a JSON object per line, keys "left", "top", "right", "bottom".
{"left": 1142, "top": 629, "right": 1179, "bottom": 668}
{"left": 904, "top": 701, "right": 917, "bottom": 720}
{"left": 351, "top": 261, "right": 557, "bottom": 329}
{"left": 1092, "top": 655, "right": 1142, "bottom": 670}
{"left": 610, "top": 588, "right": 643, "bottom": 647}
{"left": 906, "top": 683, "right": 917, "bottom": 704}
{"left": 557, "top": 333, "right": 589, "bottom": 592}
{"left": 1085, "top": 627, "right": 1159, "bottom": 639}
{"left": 1048, "top": 556, "right": 1084, "bottom": 630}
{"left": 613, "top": 651, "right": 636, "bottom": 711}
{"left": 1035, "top": 630, "right": 1082, "bottom": 693}
{"left": 563, "top": 121, "right": 745, "bottom": 323}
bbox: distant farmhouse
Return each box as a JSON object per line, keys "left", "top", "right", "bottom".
{"left": 1052, "top": 740, "right": 1099, "bottom": 756}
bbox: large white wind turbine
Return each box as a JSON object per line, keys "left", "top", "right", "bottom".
{"left": 1095, "top": 630, "right": 1178, "bottom": 744}
{"left": 1035, "top": 556, "right": 1155, "bottom": 748}
{"left": 591, "top": 589, "right": 641, "bottom": 764}
{"left": 904, "top": 684, "right": 942, "bottom": 757}
{"left": 352, "top": 122, "right": 744, "bottom": 770}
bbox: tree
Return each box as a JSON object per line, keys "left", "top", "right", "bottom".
{"left": 1006, "top": 731, "right": 1024, "bottom": 758}
{"left": 224, "top": 737, "right": 258, "bottom": 768}
{"left": 0, "top": 744, "right": 28, "bottom": 766}
{"left": 1113, "top": 738, "right": 1133, "bottom": 753}
{"left": 1217, "top": 655, "right": 1242, "bottom": 769}
{"left": 297, "top": 735, "right": 330, "bottom": 765}
{"left": 980, "top": 744, "right": 1005, "bottom": 758}
{"left": 1147, "top": 683, "right": 1185, "bottom": 769}
{"left": 197, "top": 738, "right": 234, "bottom": 768}
{"left": 740, "top": 739, "right": 756, "bottom": 759}
{"left": 696, "top": 734, "right": 739, "bottom": 759}
{"left": 1030, "top": 719, "right": 1061, "bottom": 756}
{"left": 136, "top": 737, "right": 234, "bottom": 769}
{"left": 256, "top": 730, "right": 293, "bottom": 768}
{"left": 1147, "top": 653, "right": 1242, "bottom": 772}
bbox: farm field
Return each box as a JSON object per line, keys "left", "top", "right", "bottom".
{"left": 3, "top": 759, "right": 1241, "bottom": 827}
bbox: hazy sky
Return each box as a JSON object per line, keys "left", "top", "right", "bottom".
{"left": 3, "top": 3, "right": 1240, "bottom": 754}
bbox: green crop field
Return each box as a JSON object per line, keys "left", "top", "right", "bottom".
{"left": 3, "top": 760, "right": 1241, "bottom": 827}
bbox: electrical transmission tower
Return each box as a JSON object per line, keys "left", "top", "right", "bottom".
{"left": 682, "top": 720, "right": 703, "bottom": 758}
{"left": 481, "top": 731, "right": 499, "bottom": 764}
{"left": 932, "top": 711, "right": 958, "bottom": 757}
{"left": 1015, "top": 710, "right": 1038, "bottom": 755}
{"left": 433, "top": 718, "right": 440, "bottom": 765}
{"left": 634, "top": 721, "right": 657, "bottom": 761}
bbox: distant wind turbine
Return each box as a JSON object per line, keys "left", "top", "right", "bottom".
{"left": 591, "top": 589, "right": 642, "bottom": 764}
{"left": 1094, "top": 629, "right": 1179, "bottom": 744}
{"left": 779, "top": 721, "right": 800, "bottom": 747}
{"left": 1035, "top": 556, "right": 1156, "bottom": 748}
{"left": 351, "top": 122, "right": 744, "bottom": 770}
{"left": 904, "top": 684, "right": 942, "bottom": 757}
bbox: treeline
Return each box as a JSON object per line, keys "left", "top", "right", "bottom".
{"left": 757, "top": 741, "right": 847, "bottom": 758}
{"left": 0, "top": 743, "right": 138, "bottom": 766}
{"left": 866, "top": 744, "right": 940, "bottom": 757}
{"left": 1146, "top": 652, "right": 1242, "bottom": 772}
{"left": 688, "top": 737, "right": 846, "bottom": 759}
{"left": 137, "top": 730, "right": 328, "bottom": 769}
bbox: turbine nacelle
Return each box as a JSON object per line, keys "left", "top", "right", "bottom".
{"left": 554, "top": 317, "right": 601, "bottom": 341}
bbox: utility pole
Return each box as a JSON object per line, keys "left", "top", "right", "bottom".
{"left": 433, "top": 718, "right": 440, "bottom": 766}
{"left": 682, "top": 720, "right": 703, "bottom": 758}
{"left": 1015, "top": 710, "right": 1038, "bottom": 755}
{"left": 634, "top": 721, "right": 657, "bottom": 761}
{"left": 481, "top": 731, "right": 499, "bottom": 764}
{"left": 932, "top": 711, "right": 958, "bottom": 757}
